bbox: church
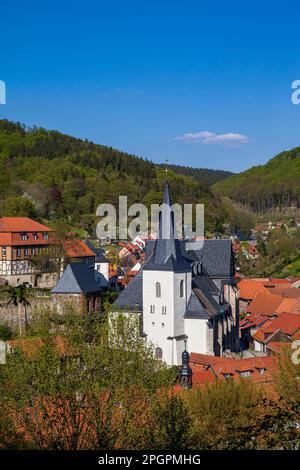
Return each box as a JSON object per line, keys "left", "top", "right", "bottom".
{"left": 113, "top": 180, "right": 239, "bottom": 366}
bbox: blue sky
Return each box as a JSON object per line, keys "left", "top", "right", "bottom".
{"left": 1, "top": 0, "right": 300, "bottom": 172}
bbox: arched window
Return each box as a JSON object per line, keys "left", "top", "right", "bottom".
{"left": 155, "top": 347, "right": 163, "bottom": 360}
{"left": 180, "top": 280, "right": 184, "bottom": 298}
{"left": 155, "top": 282, "right": 161, "bottom": 298}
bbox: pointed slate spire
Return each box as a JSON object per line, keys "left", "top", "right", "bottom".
{"left": 144, "top": 179, "right": 192, "bottom": 272}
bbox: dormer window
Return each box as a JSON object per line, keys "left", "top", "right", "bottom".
{"left": 155, "top": 282, "right": 161, "bottom": 298}
{"left": 192, "top": 263, "right": 198, "bottom": 277}
{"left": 197, "top": 262, "right": 202, "bottom": 275}
{"left": 257, "top": 367, "right": 266, "bottom": 375}
{"left": 21, "top": 233, "right": 28, "bottom": 241}
{"left": 223, "top": 372, "right": 232, "bottom": 379}
{"left": 239, "top": 370, "right": 251, "bottom": 378}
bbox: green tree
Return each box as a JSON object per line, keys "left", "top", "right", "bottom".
{"left": 185, "top": 379, "right": 263, "bottom": 449}
{"left": 228, "top": 204, "right": 256, "bottom": 237}
{"left": 2, "top": 196, "right": 37, "bottom": 218}
{"left": 148, "top": 392, "right": 192, "bottom": 450}
{"left": 0, "top": 311, "right": 175, "bottom": 449}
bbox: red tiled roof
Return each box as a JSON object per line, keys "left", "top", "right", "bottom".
{"left": 64, "top": 237, "right": 95, "bottom": 258}
{"left": 246, "top": 292, "right": 282, "bottom": 316}
{"left": 266, "top": 286, "right": 297, "bottom": 297}
{"left": 119, "top": 242, "right": 142, "bottom": 255}
{"left": 240, "top": 314, "right": 269, "bottom": 330}
{"left": 238, "top": 278, "right": 297, "bottom": 301}
{"left": 263, "top": 312, "right": 300, "bottom": 336}
{"left": 0, "top": 217, "right": 53, "bottom": 233}
{"left": 266, "top": 342, "right": 291, "bottom": 355}
{"left": 269, "top": 278, "right": 291, "bottom": 284}
{"left": 0, "top": 232, "right": 56, "bottom": 247}
{"left": 252, "top": 319, "right": 274, "bottom": 343}
{"left": 253, "top": 312, "right": 300, "bottom": 345}
{"left": 238, "top": 279, "right": 269, "bottom": 300}
{"left": 0, "top": 233, "right": 13, "bottom": 245}
{"left": 189, "top": 353, "right": 276, "bottom": 384}
{"left": 192, "top": 368, "right": 216, "bottom": 385}
{"left": 0, "top": 217, "right": 55, "bottom": 246}
{"left": 275, "top": 298, "right": 300, "bottom": 315}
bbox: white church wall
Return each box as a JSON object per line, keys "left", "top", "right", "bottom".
{"left": 175, "top": 338, "right": 186, "bottom": 365}
{"left": 143, "top": 270, "right": 174, "bottom": 364}
{"left": 143, "top": 270, "right": 192, "bottom": 366}
{"left": 185, "top": 318, "right": 208, "bottom": 355}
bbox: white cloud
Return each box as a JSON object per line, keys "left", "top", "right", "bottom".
{"left": 175, "top": 130, "right": 249, "bottom": 147}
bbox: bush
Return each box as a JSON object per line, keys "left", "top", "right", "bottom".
{"left": 0, "top": 324, "right": 13, "bottom": 341}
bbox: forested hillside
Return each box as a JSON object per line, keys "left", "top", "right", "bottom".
{"left": 213, "top": 147, "right": 300, "bottom": 212}
{"left": 0, "top": 120, "right": 228, "bottom": 234}
{"left": 164, "top": 164, "right": 233, "bottom": 187}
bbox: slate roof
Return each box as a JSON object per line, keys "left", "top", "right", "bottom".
{"left": 184, "top": 290, "right": 210, "bottom": 319}
{"left": 51, "top": 262, "right": 100, "bottom": 294}
{"left": 192, "top": 277, "right": 226, "bottom": 318}
{"left": 187, "top": 239, "right": 235, "bottom": 278}
{"left": 84, "top": 240, "right": 109, "bottom": 263}
{"left": 143, "top": 181, "right": 193, "bottom": 272}
{"left": 145, "top": 239, "right": 234, "bottom": 279}
{"left": 113, "top": 271, "right": 143, "bottom": 311}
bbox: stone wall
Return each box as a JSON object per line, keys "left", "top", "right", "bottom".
{"left": 0, "top": 297, "right": 51, "bottom": 332}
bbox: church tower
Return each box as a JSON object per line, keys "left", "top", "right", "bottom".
{"left": 179, "top": 341, "right": 193, "bottom": 390}
{"left": 142, "top": 180, "right": 193, "bottom": 366}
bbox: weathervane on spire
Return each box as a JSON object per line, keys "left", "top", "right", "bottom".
{"left": 165, "top": 157, "right": 168, "bottom": 180}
